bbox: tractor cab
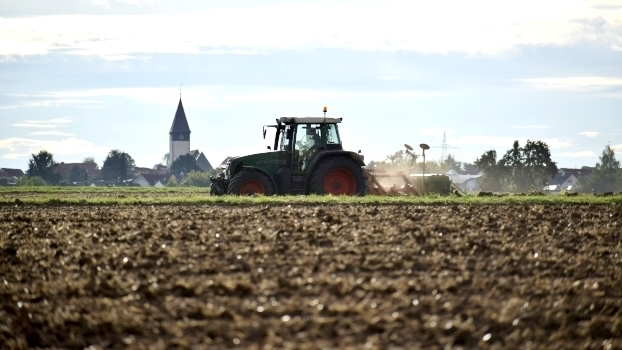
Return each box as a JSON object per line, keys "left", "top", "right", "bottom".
{"left": 211, "top": 108, "right": 367, "bottom": 196}
{"left": 273, "top": 117, "right": 344, "bottom": 173}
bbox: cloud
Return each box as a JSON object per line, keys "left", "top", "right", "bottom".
{"left": 553, "top": 151, "right": 598, "bottom": 157}
{"left": 2, "top": 153, "right": 29, "bottom": 159}
{"left": 1, "top": 1, "right": 621, "bottom": 57}
{"left": 592, "top": 3, "right": 622, "bottom": 10}
{"left": 519, "top": 77, "right": 622, "bottom": 92}
{"left": 0, "top": 137, "right": 108, "bottom": 157}
{"left": 0, "top": 95, "right": 104, "bottom": 109}
{"left": 29, "top": 131, "right": 74, "bottom": 136}
{"left": 10, "top": 117, "right": 71, "bottom": 128}
{"left": 512, "top": 125, "right": 550, "bottom": 129}
{"left": 3, "top": 87, "right": 437, "bottom": 111}
{"left": 86, "top": 0, "right": 156, "bottom": 8}
{"left": 544, "top": 138, "right": 574, "bottom": 149}
{"left": 579, "top": 131, "right": 599, "bottom": 137}
{"left": 612, "top": 144, "right": 622, "bottom": 152}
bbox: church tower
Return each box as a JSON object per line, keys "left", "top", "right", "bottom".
{"left": 168, "top": 98, "right": 191, "bottom": 167}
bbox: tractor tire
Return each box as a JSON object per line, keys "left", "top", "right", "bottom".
{"left": 309, "top": 156, "right": 368, "bottom": 196}
{"left": 228, "top": 168, "right": 276, "bottom": 196}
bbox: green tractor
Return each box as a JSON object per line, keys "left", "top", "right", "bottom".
{"left": 210, "top": 108, "right": 368, "bottom": 196}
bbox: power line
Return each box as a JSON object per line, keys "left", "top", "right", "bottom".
{"left": 431, "top": 132, "right": 460, "bottom": 162}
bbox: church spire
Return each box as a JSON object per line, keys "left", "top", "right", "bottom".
{"left": 169, "top": 98, "right": 191, "bottom": 134}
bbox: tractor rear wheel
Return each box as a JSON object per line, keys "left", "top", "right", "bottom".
{"left": 309, "top": 156, "right": 368, "bottom": 196}
{"left": 228, "top": 168, "right": 276, "bottom": 196}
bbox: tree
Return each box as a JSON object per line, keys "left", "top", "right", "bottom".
{"left": 463, "top": 162, "right": 478, "bottom": 172}
{"left": 69, "top": 165, "right": 88, "bottom": 183}
{"left": 475, "top": 140, "right": 557, "bottom": 192}
{"left": 162, "top": 153, "right": 170, "bottom": 165}
{"left": 577, "top": 145, "right": 622, "bottom": 193}
{"left": 372, "top": 149, "right": 450, "bottom": 174}
{"left": 181, "top": 170, "right": 212, "bottom": 187}
{"left": 171, "top": 154, "right": 203, "bottom": 175}
{"left": 474, "top": 150, "right": 505, "bottom": 192}
{"left": 82, "top": 157, "right": 98, "bottom": 169}
{"left": 385, "top": 150, "right": 410, "bottom": 167}
{"left": 443, "top": 154, "right": 462, "bottom": 172}
{"left": 500, "top": 141, "right": 524, "bottom": 191}
{"left": 16, "top": 176, "right": 47, "bottom": 186}
{"left": 521, "top": 140, "right": 558, "bottom": 192}
{"left": 100, "top": 150, "right": 135, "bottom": 182}
{"left": 167, "top": 175, "right": 179, "bottom": 187}
{"left": 26, "top": 150, "right": 61, "bottom": 184}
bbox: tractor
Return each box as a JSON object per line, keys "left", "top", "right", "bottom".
{"left": 210, "top": 107, "right": 368, "bottom": 196}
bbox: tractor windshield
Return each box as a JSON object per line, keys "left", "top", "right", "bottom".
{"left": 294, "top": 123, "right": 322, "bottom": 172}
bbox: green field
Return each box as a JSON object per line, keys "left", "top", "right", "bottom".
{"left": 1, "top": 186, "right": 621, "bottom": 206}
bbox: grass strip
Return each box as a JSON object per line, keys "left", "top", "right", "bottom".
{"left": 1, "top": 191, "right": 621, "bottom": 206}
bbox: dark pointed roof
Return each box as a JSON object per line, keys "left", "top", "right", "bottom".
{"left": 169, "top": 98, "right": 191, "bottom": 133}
{"left": 196, "top": 152, "right": 213, "bottom": 172}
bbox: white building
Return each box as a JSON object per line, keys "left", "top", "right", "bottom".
{"left": 134, "top": 174, "right": 168, "bottom": 188}
{"left": 446, "top": 169, "right": 483, "bottom": 192}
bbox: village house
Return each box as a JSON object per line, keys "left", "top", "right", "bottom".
{"left": 152, "top": 164, "right": 170, "bottom": 175}
{"left": 0, "top": 168, "right": 25, "bottom": 179}
{"left": 134, "top": 174, "right": 169, "bottom": 188}
{"left": 445, "top": 169, "right": 483, "bottom": 192}
{"left": 53, "top": 162, "right": 100, "bottom": 181}
{"left": 189, "top": 150, "right": 213, "bottom": 172}
{"left": 544, "top": 167, "right": 593, "bottom": 192}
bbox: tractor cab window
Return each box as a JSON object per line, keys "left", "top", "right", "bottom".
{"left": 279, "top": 125, "right": 292, "bottom": 151}
{"left": 294, "top": 123, "right": 322, "bottom": 172}
{"left": 326, "top": 124, "right": 341, "bottom": 145}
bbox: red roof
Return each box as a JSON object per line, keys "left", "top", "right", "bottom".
{"left": 0, "top": 168, "right": 25, "bottom": 178}
{"left": 53, "top": 163, "right": 99, "bottom": 180}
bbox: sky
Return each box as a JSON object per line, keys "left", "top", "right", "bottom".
{"left": 1, "top": 0, "right": 621, "bottom": 171}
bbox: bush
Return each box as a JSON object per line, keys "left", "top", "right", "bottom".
{"left": 182, "top": 170, "right": 211, "bottom": 187}
{"left": 16, "top": 176, "right": 47, "bottom": 186}
{"left": 167, "top": 175, "right": 178, "bottom": 187}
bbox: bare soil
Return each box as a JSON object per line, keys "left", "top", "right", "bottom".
{"left": 1, "top": 204, "right": 621, "bottom": 349}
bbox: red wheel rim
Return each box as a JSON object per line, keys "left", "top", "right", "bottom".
{"left": 240, "top": 180, "right": 265, "bottom": 195}
{"left": 323, "top": 169, "right": 356, "bottom": 195}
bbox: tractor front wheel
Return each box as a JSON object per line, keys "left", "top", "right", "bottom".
{"left": 309, "top": 156, "right": 368, "bottom": 196}
{"left": 228, "top": 168, "right": 276, "bottom": 196}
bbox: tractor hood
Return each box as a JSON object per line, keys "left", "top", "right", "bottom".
{"left": 226, "top": 151, "right": 287, "bottom": 178}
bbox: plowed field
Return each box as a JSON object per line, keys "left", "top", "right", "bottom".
{"left": 1, "top": 204, "right": 621, "bottom": 349}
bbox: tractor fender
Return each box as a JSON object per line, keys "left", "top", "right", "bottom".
{"left": 237, "top": 166, "right": 279, "bottom": 193}
{"left": 306, "top": 151, "right": 366, "bottom": 172}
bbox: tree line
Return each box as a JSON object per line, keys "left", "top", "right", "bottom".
{"left": 377, "top": 141, "right": 622, "bottom": 193}
{"left": 475, "top": 140, "right": 558, "bottom": 192}
{"left": 373, "top": 151, "right": 477, "bottom": 174}
{"left": 575, "top": 145, "right": 622, "bottom": 193}
{"left": 21, "top": 149, "right": 215, "bottom": 186}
